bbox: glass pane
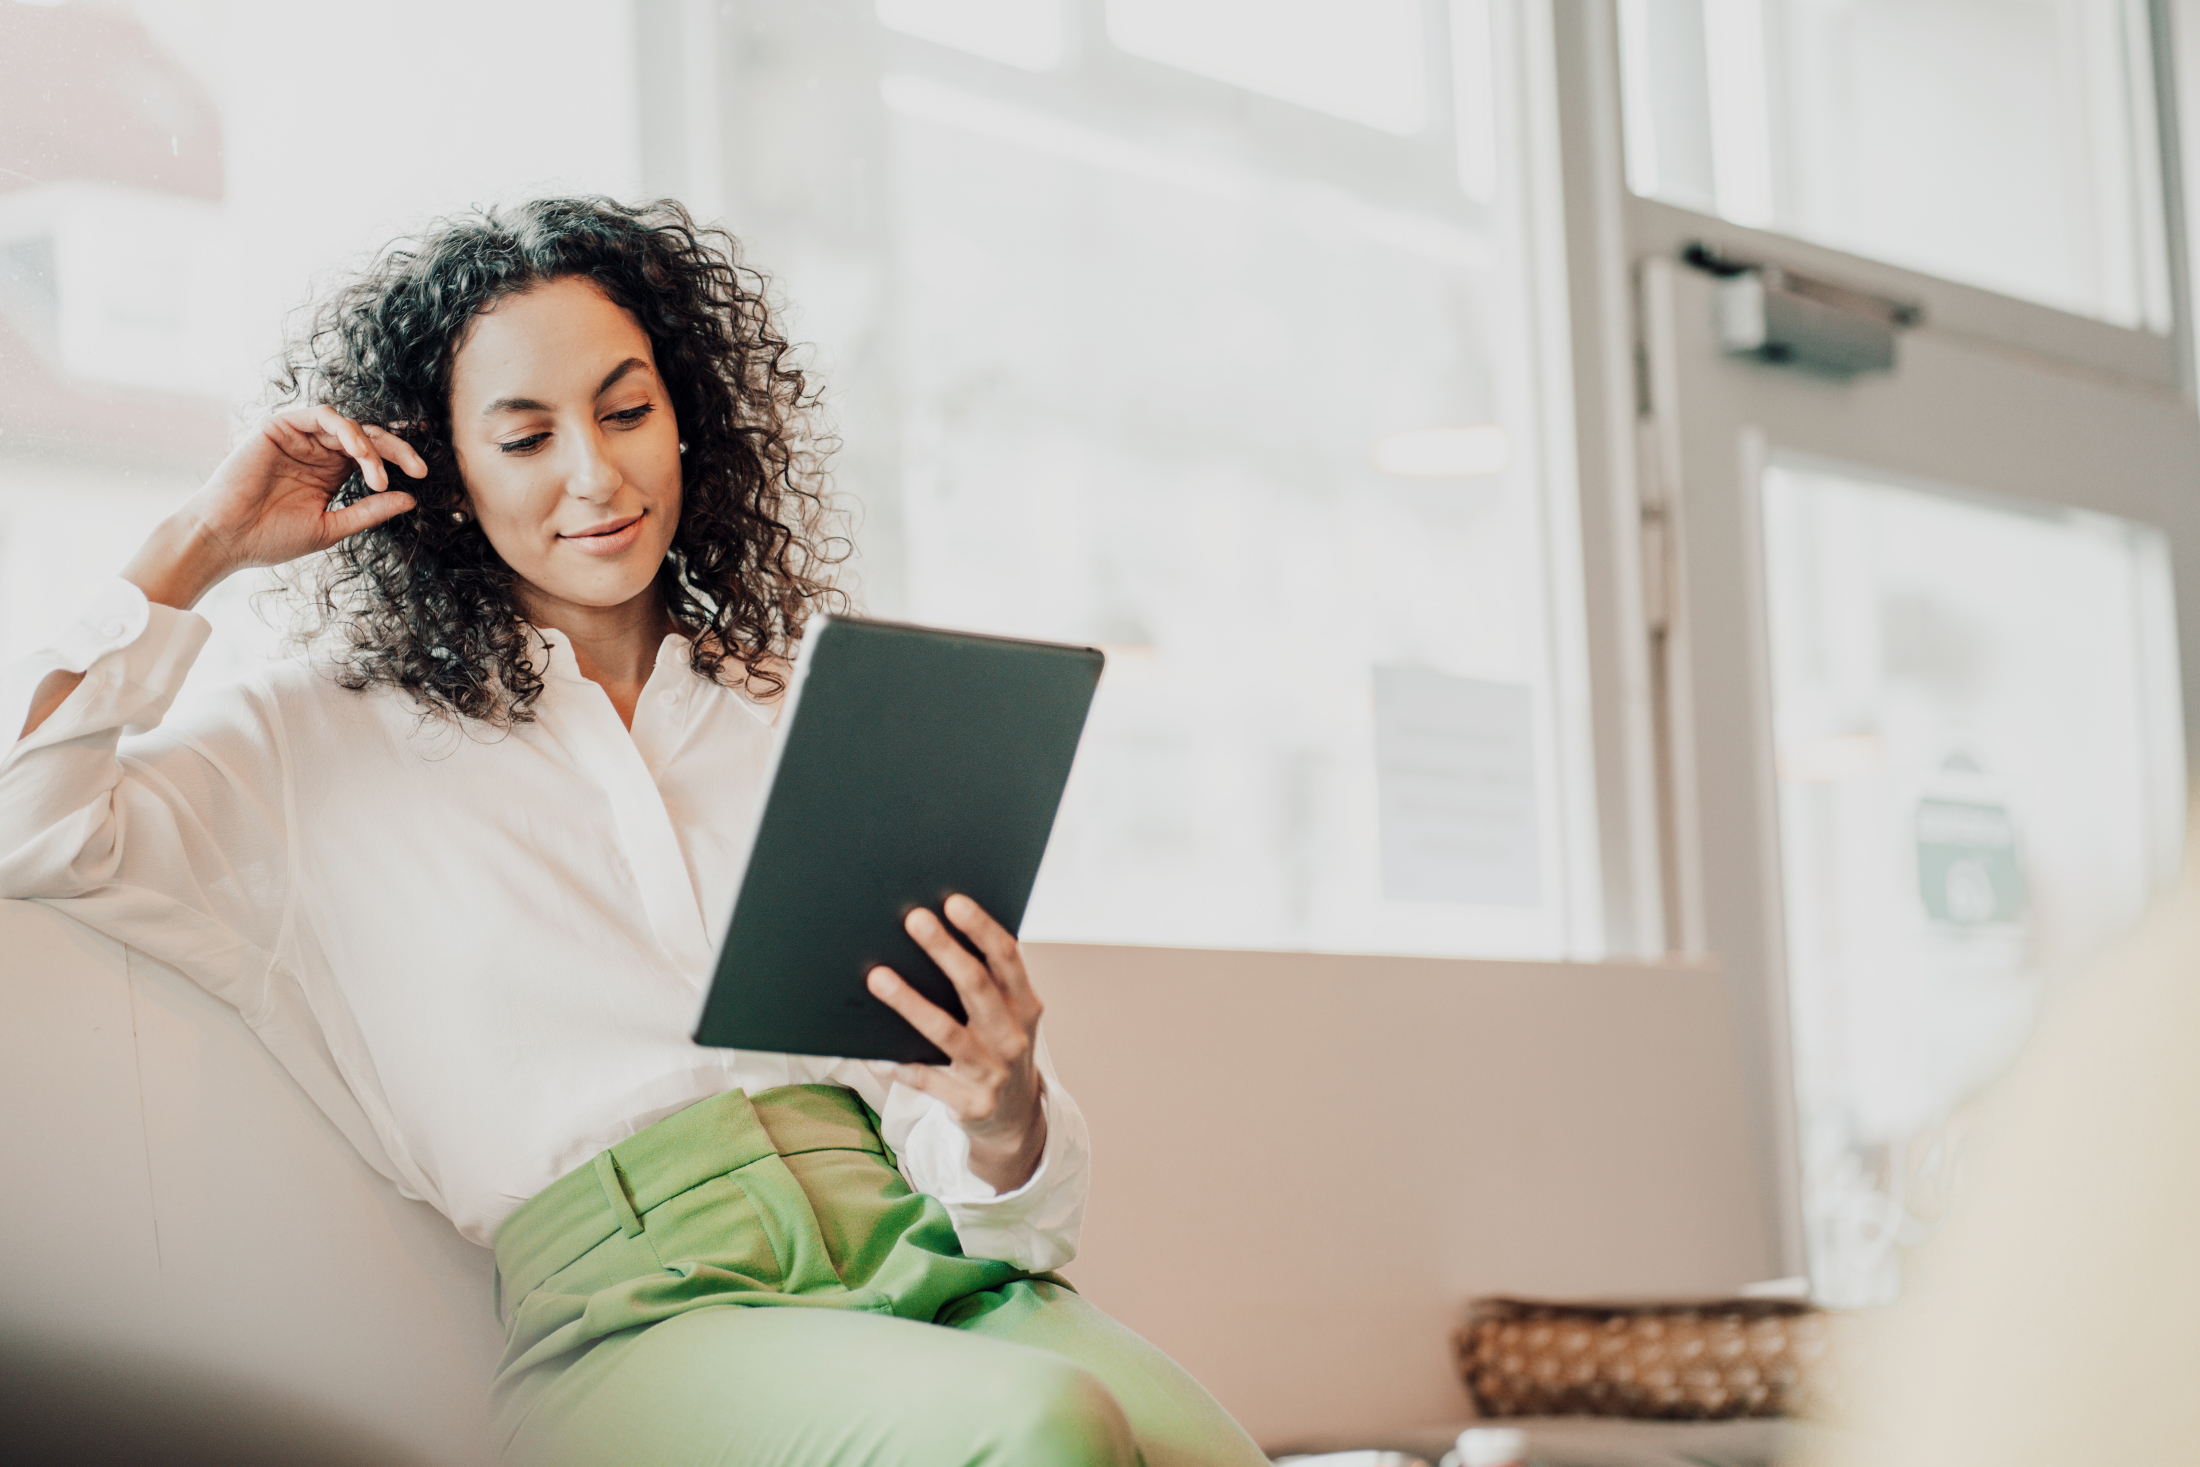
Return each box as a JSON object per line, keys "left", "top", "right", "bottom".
{"left": 1761, "top": 461, "right": 2185, "bottom": 1306}
{"left": 876, "top": 0, "right": 1068, "bottom": 72}
{"left": 1105, "top": 0, "right": 1429, "bottom": 135}
{"left": 1620, "top": 0, "right": 2172, "bottom": 330}
{"left": 725, "top": 2, "right": 1585, "bottom": 956}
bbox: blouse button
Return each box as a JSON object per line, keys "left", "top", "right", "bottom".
{"left": 97, "top": 618, "right": 125, "bottom": 639}
{"left": 660, "top": 689, "right": 680, "bottom": 706}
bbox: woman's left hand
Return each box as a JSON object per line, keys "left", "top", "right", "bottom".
{"left": 867, "top": 893, "right": 1048, "bottom": 1194}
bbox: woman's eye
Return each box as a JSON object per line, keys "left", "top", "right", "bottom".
{"left": 498, "top": 433, "right": 550, "bottom": 455}
{"left": 606, "top": 404, "right": 655, "bottom": 427}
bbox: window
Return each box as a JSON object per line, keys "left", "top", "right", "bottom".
{"left": 1582, "top": 0, "right": 2200, "bottom": 1298}
{"left": 1763, "top": 461, "right": 2182, "bottom": 1303}
{"left": 1617, "top": 0, "right": 2171, "bottom": 329}
{"left": 679, "top": 0, "right": 1596, "bottom": 956}
{"left": 4, "top": 0, "right": 1595, "bottom": 961}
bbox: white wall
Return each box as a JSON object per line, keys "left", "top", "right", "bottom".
{"left": 1032, "top": 941, "right": 1775, "bottom": 1445}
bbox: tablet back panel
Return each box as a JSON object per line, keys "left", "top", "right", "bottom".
{"left": 694, "top": 617, "right": 1103, "bottom": 1062}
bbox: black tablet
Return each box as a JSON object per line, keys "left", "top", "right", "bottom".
{"left": 692, "top": 615, "right": 1104, "bottom": 1063}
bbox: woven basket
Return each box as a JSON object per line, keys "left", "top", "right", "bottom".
{"left": 1453, "top": 1296, "right": 1837, "bottom": 1421}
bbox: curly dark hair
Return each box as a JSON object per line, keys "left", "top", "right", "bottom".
{"left": 271, "top": 196, "right": 846, "bottom": 725}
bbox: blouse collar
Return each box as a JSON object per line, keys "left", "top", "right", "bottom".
{"left": 525, "top": 626, "right": 694, "bottom": 687}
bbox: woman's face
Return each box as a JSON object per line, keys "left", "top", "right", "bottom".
{"left": 447, "top": 275, "right": 683, "bottom": 624}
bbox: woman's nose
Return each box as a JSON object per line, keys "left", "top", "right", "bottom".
{"left": 564, "top": 426, "right": 623, "bottom": 501}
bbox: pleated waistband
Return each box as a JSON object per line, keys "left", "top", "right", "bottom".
{"left": 493, "top": 1084, "right": 888, "bottom": 1316}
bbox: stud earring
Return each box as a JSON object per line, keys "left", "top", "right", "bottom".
{"left": 678, "top": 441, "right": 689, "bottom": 455}
{"left": 450, "top": 509, "right": 468, "bottom": 524}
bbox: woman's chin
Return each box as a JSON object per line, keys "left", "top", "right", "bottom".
{"left": 514, "top": 566, "right": 668, "bottom": 620}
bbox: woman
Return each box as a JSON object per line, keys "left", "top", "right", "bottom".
{"left": 0, "top": 197, "right": 1265, "bottom": 1467}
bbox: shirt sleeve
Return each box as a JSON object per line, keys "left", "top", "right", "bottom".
{"left": 4, "top": 580, "right": 459, "bottom": 1201}
{"left": 0, "top": 578, "right": 289, "bottom": 1022}
{"left": 873, "top": 1032, "right": 1092, "bottom": 1273}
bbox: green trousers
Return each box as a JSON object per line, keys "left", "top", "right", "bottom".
{"left": 490, "top": 1085, "right": 1267, "bottom": 1467}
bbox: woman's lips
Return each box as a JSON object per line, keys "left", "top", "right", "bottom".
{"left": 560, "top": 513, "right": 645, "bottom": 557}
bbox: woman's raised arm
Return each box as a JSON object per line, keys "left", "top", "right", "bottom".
{"left": 17, "top": 404, "right": 425, "bottom": 739}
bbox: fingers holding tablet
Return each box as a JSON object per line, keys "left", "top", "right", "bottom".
{"left": 866, "top": 896, "right": 1049, "bottom": 1189}
{"left": 864, "top": 964, "right": 969, "bottom": 1063}
{"left": 904, "top": 904, "right": 1013, "bottom": 1035}
{"left": 942, "top": 894, "right": 1042, "bottom": 1028}
{"left": 866, "top": 898, "right": 1038, "bottom": 1086}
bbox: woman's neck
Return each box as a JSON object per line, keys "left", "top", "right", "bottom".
{"left": 515, "top": 580, "right": 677, "bottom": 729}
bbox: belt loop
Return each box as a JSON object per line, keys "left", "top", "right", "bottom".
{"left": 593, "top": 1151, "right": 645, "bottom": 1238}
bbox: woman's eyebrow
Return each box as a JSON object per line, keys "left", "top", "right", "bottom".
{"left": 480, "top": 358, "right": 653, "bottom": 417}
{"left": 594, "top": 357, "right": 650, "bottom": 396}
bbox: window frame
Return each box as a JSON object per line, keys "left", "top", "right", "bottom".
{"left": 1548, "top": 0, "right": 2200, "bottom": 1280}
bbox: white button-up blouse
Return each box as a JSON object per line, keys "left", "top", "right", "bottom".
{"left": 0, "top": 580, "right": 1089, "bottom": 1267}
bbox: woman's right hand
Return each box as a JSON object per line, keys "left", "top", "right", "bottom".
{"left": 125, "top": 404, "right": 429, "bottom": 611}
{"left": 20, "top": 406, "right": 427, "bottom": 741}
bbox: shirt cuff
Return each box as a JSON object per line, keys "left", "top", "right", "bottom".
{"left": 922, "top": 1079, "right": 1071, "bottom": 1207}
{"left": 910, "top": 1078, "right": 1091, "bottom": 1272}
{"left": 46, "top": 578, "right": 156, "bottom": 672}
{"left": 9, "top": 579, "right": 212, "bottom": 742}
